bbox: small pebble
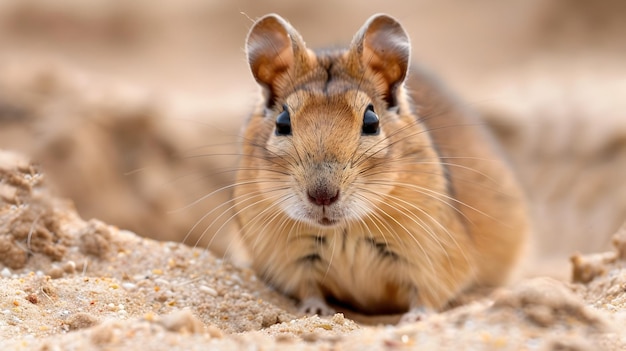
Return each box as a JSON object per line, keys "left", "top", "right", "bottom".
{"left": 63, "top": 261, "right": 76, "bottom": 274}
{"left": 206, "top": 324, "right": 223, "bottom": 339}
{"left": 332, "top": 313, "right": 345, "bottom": 325}
{"left": 47, "top": 266, "right": 64, "bottom": 279}
{"left": 199, "top": 285, "right": 218, "bottom": 296}
{"left": 1, "top": 268, "right": 11, "bottom": 278}
{"left": 157, "top": 309, "right": 204, "bottom": 334}
{"left": 66, "top": 312, "right": 99, "bottom": 330}
{"left": 154, "top": 278, "right": 170, "bottom": 286}
{"left": 59, "top": 310, "right": 71, "bottom": 317}
{"left": 122, "top": 282, "right": 137, "bottom": 291}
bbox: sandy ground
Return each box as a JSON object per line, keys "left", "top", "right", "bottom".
{"left": 1, "top": 149, "right": 626, "bottom": 350}
{"left": 1, "top": 0, "right": 626, "bottom": 349}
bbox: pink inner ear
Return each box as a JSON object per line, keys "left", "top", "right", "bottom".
{"left": 246, "top": 15, "right": 300, "bottom": 93}
{"left": 362, "top": 22, "right": 409, "bottom": 81}
{"left": 357, "top": 15, "right": 410, "bottom": 106}
{"left": 253, "top": 44, "right": 294, "bottom": 86}
{"left": 246, "top": 16, "right": 295, "bottom": 84}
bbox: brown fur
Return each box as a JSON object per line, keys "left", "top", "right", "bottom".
{"left": 234, "top": 13, "right": 528, "bottom": 316}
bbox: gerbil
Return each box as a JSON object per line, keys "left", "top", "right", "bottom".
{"left": 234, "top": 13, "right": 528, "bottom": 320}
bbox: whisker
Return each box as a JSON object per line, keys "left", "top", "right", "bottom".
{"left": 208, "top": 189, "right": 293, "bottom": 253}
{"left": 363, "top": 186, "right": 471, "bottom": 267}
{"left": 183, "top": 182, "right": 290, "bottom": 247}
{"left": 353, "top": 193, "right": 436, "bottom": 271}
{"left": 171, "top": 177, "right": 288, "bottom": 214}
{"left": 357, "top": 156, "right": 514, "bottom": 198}
{"left": 352, "top": 102, "right": 489, "bottom": 168}
{"left": 357, "top": 178, "right": 515, "bottom": 229}
{"left": 352, "top": 200, "right": 413, "bottom": 263}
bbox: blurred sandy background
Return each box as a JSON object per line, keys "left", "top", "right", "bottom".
{"left": 0, "top": 0, "right": 625, "bottom": 277}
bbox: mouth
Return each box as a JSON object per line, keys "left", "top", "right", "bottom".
{"left": 318, "top": 217, "right": 338, "bottom": 226}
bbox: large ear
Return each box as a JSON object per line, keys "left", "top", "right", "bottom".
{"left": 349, "top": 14, "right": 410, "bottom": 108}
{"left": 246, "top": 14, "right": 313, "bottom": 108}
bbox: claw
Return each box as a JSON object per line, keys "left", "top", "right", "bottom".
{"left": 398, "top": 306, "right": 433, "bottom": 324}
{"left": 299, "top": 297, "right": 335, "bottom": 316}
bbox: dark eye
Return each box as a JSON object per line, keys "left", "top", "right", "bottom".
{"left": 362, "top": 104, "right": 380, "bottom": 135}
{"left": 275, "top": 105, "right": 291, "bottom": 136}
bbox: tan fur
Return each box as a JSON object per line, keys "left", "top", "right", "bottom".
{"left": 234, "top": 13, "right": 529, "bottom": 316}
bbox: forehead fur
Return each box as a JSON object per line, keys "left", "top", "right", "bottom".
{"left": 275, "top": 50, "right": 384, "bottom": 108}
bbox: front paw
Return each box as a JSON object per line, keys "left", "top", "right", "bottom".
{"left": 299, "top": 297, "right": 335, "bottom": 316}
{"left": 398, "top": 306, "right": 433, "bottom": 324}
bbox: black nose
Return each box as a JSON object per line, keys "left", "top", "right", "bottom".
{"left": 308, "top": 188, "right": 340, "bottom": 206}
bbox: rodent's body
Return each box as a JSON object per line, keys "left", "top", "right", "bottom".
{"left": 234, "top": 14, "right": 528, "bottom": 316}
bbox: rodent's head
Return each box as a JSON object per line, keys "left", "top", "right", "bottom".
{"left": 239, "top": 14, "right": 433, "bottom": 228}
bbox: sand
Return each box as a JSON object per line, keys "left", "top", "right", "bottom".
{"left": 1, "top": 150, "right": 626, "bottom": 350}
